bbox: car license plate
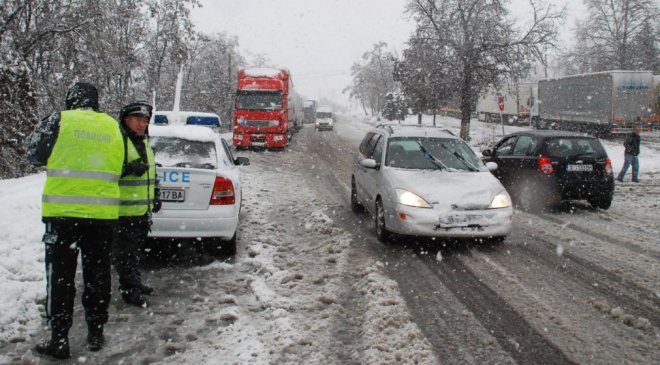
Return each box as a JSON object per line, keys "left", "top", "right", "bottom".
{"left": 439, "top": 214, "right": 482, "bottom": 227}
{"left": 566, "top": 164, "right": 593, "bottom": 172}
{"left": 159, "top": 188, "right": 185, "bottom": 202}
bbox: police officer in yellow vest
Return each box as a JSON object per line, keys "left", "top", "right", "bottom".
{"left": 25, "top": 82, "right": 124, "bottom": 359}
{"left": 114, "top": 101, "right": 161, "bottom": 308}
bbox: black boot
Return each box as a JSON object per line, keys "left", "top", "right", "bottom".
{"left": 35, "top": 334, "right": 70, "bottom": 359}
{"left": 87, "top": 323, "right": 105, "bottom": 351}
{"left": 138, "top": 282, "right": 154, "bottom": 295}
{"left": 122, "top": 289, "right": 149, "bottom": 308}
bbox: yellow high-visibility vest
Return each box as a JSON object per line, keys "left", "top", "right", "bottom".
{"left": 42, "top": 109, "right": 124, "bottom": 220}
{"left": 119, "top": 137, "right": 156, "bottom": 216}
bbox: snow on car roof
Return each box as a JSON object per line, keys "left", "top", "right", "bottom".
{"left": 377, "top": 124, "right": 459, "bottom": 139}
{"left": 243, "top": 68, "right": 284, "bottom": 78}
{"left": 149, "top": 124, "right": 217, "bottom": 142}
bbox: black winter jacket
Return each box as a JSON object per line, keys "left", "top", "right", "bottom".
{"left": 623, "top": 133, "right": 641, "bottom": 156}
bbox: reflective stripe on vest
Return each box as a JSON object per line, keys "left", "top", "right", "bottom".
{"left": 47, "top": 169, "right": 120, "bottom": 182}
{"left": 42, "top": 110, "right": 124, "bottom": 220}
{"left": 119, "top": 137, "right": 156, "bottom": 216}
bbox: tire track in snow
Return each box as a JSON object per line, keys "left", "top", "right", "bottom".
{"left": 533, "top": 212, "right": 660, "bottom": 261}
{"left": 512, "top": 222, "right": 660, "bottom": 329}
{"left": 417, "top": 251, "right": 577, "bottom": 365}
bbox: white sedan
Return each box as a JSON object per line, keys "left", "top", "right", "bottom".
{"left": 149, "top": 125, "right": 249, "bottom": 256}
{"left": 351, "top": 124, "right": 513, "bottom": 243}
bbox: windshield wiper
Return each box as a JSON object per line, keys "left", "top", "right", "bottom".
{"left": 438, "top": 143, "right": 479, "bottom": 172}
{"left": 417, "top": 142, "right": 448, "bottom": 170}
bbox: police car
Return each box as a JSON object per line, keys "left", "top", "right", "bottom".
{"left": 148, "top": 125, "right": 249, "bottom": 256}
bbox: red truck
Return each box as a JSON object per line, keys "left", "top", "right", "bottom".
{"left": 233, "top": 68, "right": 302, "bottom": 148}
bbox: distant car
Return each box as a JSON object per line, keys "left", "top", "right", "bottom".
{"left": 351, "top": 124, "right": 513, "bottom": 243}
{"left": 148, "top": 125, "right": 249, "bottom": 256}
{"left": 481, "top": 130, "right": 614, "bottom": 210}
{"left": 315, "top": 105, "right": 334, "bottom": 131}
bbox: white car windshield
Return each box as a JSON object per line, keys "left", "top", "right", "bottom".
{"left": 386, "top": 137, "right": 481, "bottom": 172}
{"left": 151, "top": 137, "right": 217, "bottom": 169}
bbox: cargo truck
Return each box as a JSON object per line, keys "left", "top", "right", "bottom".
{"left": 535, "top": 70, "right": 655, "bottom": 136}
{"left": 233, "top": 68, "right": 303, "bottom": 148}
{"left": 303, "top": 100, "right": 317, "bottom": 124}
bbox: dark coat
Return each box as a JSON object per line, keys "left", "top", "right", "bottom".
{"left": 623, "top": 133, "right": 641, "bottom": 156}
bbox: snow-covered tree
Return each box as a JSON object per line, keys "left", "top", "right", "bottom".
{"left": 382, "top": 92, "right": 408, "bottom": 122}
{"left": 182, "top": 32, "right": 244, "bottom": 123}
{"left": 346, "top": 42, "right": 396, "bottom": 116}
{"left": 405, "top": 0, "right": 564, "bottom": 140}
{"left": 570, "top": 0, "right": 659, "bottom": 73}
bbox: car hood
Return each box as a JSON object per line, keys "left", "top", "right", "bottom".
{"left": 385, "top": 168, "right": 507, "bottom": 211}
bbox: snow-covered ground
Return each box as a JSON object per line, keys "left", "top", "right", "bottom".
{"left": 2, "top": 115, "right": 659, "bottom": 364}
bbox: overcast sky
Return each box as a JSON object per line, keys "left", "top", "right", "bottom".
{"left": 191, "top": 0, "right": 585, "bottom": 106}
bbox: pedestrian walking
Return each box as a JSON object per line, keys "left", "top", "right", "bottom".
{"left": 616, "top": 124, "right": 641, "bottom": 183}
{"left": 25, "top": 82, "right": 125, "bottom": 359}
{"left": 114, "top": 100, "right": 161, "bottom": 308}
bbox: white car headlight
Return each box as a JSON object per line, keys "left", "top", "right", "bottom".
{"left": 489, "top": 191, "right": 512, "bottom": 209}
{"left": 396, "top": 189, "right": 431, "bottom": 208}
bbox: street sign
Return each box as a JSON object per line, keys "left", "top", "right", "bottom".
{"left": 498, "top": 95, "right": 504, "bottom": 112}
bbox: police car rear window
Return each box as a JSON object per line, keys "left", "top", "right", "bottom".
{"left": 151, "top": 137, "right": 217, "bottom": 169}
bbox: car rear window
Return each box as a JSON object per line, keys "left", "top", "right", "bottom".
{"left": 542, "top": 137, "right": 607, "bottom": 158}
{"left": 151, "top": 137, "right": 218, "bottom": 169}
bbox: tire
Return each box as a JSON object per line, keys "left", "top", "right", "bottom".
{"left": 375, "top": 198, "right": 391, "bottom": 243}
{"left": 350, "top": 177, "right": 365, "bottom": 213}
{"left": 588, "top": 195, "right": 612, "bottom": 210}
{"left": 204, "top": 233, "right": 237, "bottom": 257}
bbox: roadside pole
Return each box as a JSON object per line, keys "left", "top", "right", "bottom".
{"left": 498, "top": 95, "right": 505, "bottom": 136}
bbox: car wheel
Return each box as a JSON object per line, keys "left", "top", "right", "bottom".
{"left": 350, "top": 177, "right": 365, "bottom": 213}
{"left": 205, "top": 233, "right": 237, "bottom": 257}
{"left": 588, "top": 195, "right": 612, "bottom": 210}
{"left": 375, "top": 198, "right": 391, "bottom": 243}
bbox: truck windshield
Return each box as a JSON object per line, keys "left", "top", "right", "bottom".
{"left": 236, "top": 90, "right": 283, "bottom": 111}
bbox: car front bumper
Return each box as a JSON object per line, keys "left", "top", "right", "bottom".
{"left": 387, "top": 204, "right": 513, "bottom": 238}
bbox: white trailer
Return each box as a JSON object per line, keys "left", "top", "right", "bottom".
{"left": 476, "top": 82, "right": 537, "bottom": 126}
{"left": 536, "top": 70, "right": 655, "bottom": 135}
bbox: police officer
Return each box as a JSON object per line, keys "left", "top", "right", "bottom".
{"left": 25, "top": 82, "right": 124, "bottom": 359}
{"left": 114, "top": 101, "right": 161, "bottom": 307}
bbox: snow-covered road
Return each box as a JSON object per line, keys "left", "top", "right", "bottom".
{"left": 1, "top": 115, "right": 659, "bottom": 364}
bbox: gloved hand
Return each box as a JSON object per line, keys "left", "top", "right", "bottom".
{"left": 152, "top": 189, "right": 162, "bottom": 213}
{"left": 122, "top": 159, "right": 149, "bottom": 177}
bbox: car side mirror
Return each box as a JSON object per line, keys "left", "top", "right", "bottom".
{"left": 360, "top": 158, "right": 379, "bottom": 170}
{"left": 235, "top": 157, "right": 250, "bottom": 166}
{"left": 485, "top": 162, "right": 498, "bottom": 171}
{"left": 482, "top": 149, "right": 492, "bottom": 157}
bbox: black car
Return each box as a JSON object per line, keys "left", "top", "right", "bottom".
{"left": 482, "top": 130, "right": 615, "bottom": 210}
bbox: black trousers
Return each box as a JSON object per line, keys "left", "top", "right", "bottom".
{"left": 43, "top": 221, "right": 114, "bottom": 334}
{"left": 113, "top": 214, "right": 149, "bottom": 296}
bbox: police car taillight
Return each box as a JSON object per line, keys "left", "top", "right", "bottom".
{"left": 210, "top": 177, "right": 235, "bottom": 205}
{"left": 537, "top": 156, "right": 554, "bottom": 175}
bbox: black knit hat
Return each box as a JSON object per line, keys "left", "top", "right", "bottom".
{"left": 65, "top": 82, "right": 99, "bottom": 111}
